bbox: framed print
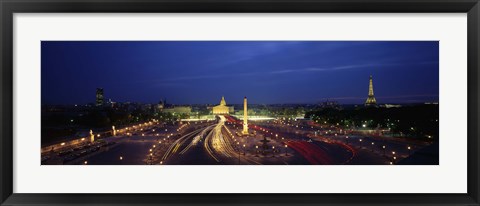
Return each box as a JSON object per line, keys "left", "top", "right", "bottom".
{"left": 1, "top": 0, "right": 479, "bottom": 205}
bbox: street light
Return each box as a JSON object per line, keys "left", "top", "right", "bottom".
{"left": 382, "top": 145, "right": 386, "bottom": 156}
{"left": 285, "top": 144, "right": 288, "bottom": 156}
{"left": 407, "top": 146, "right": 412, "bottom": 155}
{"left": 272, "top": 146, "right": 275, "bottom": 157}
{"left": 84, "top": 161, "right": 88, "bottom": 165}
{"left": 243, "top": 144, "right": 246, "bottom": 155}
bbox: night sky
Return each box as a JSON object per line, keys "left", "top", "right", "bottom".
{"left": 41, "top": 41, "right": 439, "bottom": 105}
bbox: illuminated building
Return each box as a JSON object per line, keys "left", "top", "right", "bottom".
{"left": 242, "top": 96, "right": 249, "bottom": 135}
{"left": 212, "top": 96, "right": 233, "bottom": 114}
{"left": 163, "top": 106, "right": 192, "bottom": 114}
{"left": 96, "top": 88, "right": 104, "bottom": 106}
{"left": 364, "top": 75, "right": 377, "bottom": 107}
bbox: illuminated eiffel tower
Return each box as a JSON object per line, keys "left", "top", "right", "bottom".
{"left": 364, "top": 75, "right": 377, "bottom": 107}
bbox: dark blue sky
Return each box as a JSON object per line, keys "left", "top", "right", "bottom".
{"left": 41, "top": 41, "right": 439, "bottom": 105}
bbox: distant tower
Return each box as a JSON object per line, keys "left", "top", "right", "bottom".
{"left": 242, "top": 96, "right": 249, "bottom": 135}
{"left": 365, "top": 75, "right": 377, "bottom": 107}
{"left": 96, "top": 88, "right": 104, "bottom": 106}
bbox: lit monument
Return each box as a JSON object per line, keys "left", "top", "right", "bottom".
{"left": 364, "top": 75, "right": 377, "bottom": 107}
{"left": 112, "top": 126, "right": 116, "bottom": 136}
{"left": 212, "top": 96, "right": 233, "bottom": 114}
{"left": 89, "top": 129, "right": 95, "bottom": 143}
{"left": 242, "top": 96, "right": 249, "bottom": 135}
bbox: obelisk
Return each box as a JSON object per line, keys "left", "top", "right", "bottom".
{"left": 242, "top": 96, "right": 249, "bottom": 135}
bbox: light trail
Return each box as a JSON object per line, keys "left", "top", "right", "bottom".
{"left": 179, "top": 125, "right": 215, "bottom": 155}
{"left": 162, "top": 127, "right": 209, "bottom": 161}
{"left": 204, "top": 130, "right": 221, "bottom": 162}
{"left": 204, "top": 116, "right": 262, "bottom": 165}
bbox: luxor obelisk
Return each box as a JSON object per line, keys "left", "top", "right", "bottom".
{"left": 242, "top": 96, "right": 249, "bottom": 135}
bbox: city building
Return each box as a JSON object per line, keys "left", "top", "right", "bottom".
{"left": 212, "top": 96, "right": 234, "bottom": 114}
{"left": 364, "top": 75, "right": 377, "bottom": 107}
{"left": 383, "top": 104, "right": 402, "bottom": 108}
{"left": 319, "top": 100, "right": 341, "bottom": 110}
{"left": 96, "top": 88, "right": 104, "bottom": 106}
{"left": 163, "top": 106, "right": 192, "bottom": 114}
{"left": 106, "top": 98, "right": 116, "bottom": 108}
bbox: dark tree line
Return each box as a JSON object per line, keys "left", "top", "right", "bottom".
{"left": 305, "top": 105, "right": 439, "bottom": 139}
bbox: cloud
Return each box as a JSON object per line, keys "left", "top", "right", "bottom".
{"left": 160, "top": 72, "right": 261, "bottom": 82}
{"left": 156, "top": 61, "right": 436, "bottom": 82}
{"left": 270, "top": 63, "right": 377, "bottom": 74}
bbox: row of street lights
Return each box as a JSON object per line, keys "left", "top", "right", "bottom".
{"left": 344, "top": 135, "right": 414, "bottom": 165}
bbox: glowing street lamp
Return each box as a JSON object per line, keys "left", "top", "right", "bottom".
{"left": 285, "top": 144, "right": 288, "bottom": 156}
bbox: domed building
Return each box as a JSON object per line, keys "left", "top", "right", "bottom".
{"left": 212, "top": 96, "right": 234, "bottom": 114}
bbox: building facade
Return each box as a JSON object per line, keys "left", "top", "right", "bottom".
{"left": 163, "top": 106, "right": 192, "bottom": 114}
{"left": 212, "top": 96, "right": 234, "bottom": 114}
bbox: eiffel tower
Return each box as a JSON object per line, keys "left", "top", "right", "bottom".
{"left": 364, "top": 75, "right": 377, "bottom": 107}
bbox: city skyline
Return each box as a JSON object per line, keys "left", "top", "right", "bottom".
{"left": 41, "top": 41, "right": 439, "bottom": 105}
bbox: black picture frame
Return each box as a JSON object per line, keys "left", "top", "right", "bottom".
{"left": 1, "top": 0, "right": 479, "bottom": 205}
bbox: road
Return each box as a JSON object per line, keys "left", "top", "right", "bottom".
{"left": 66, "top": 115, "right": 416, "bottom": 165}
